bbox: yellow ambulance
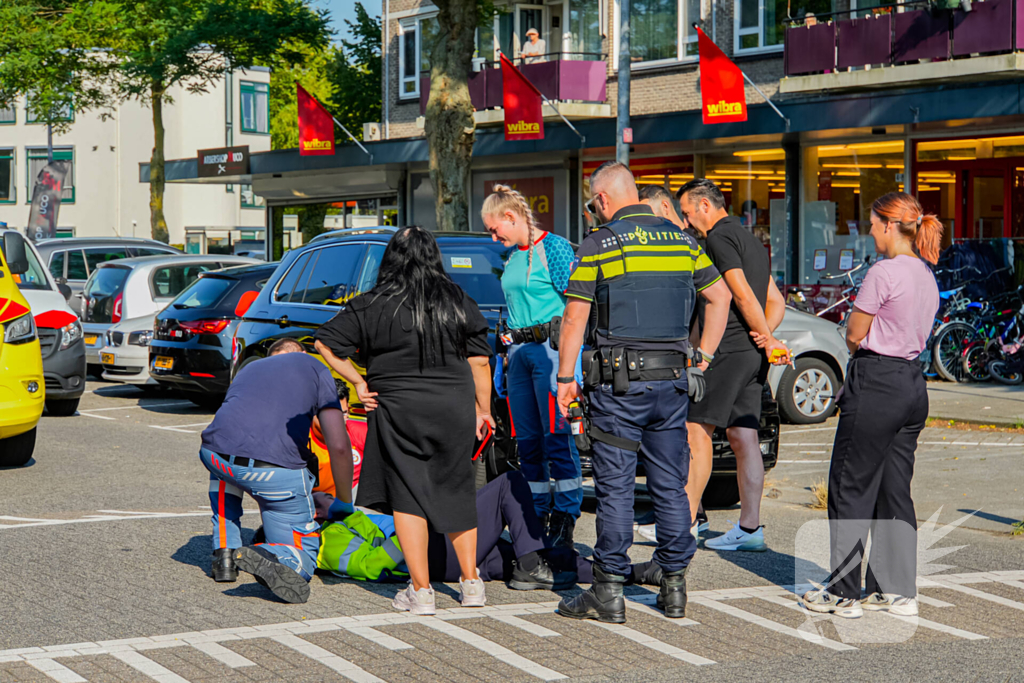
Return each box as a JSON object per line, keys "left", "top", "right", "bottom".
{"left": 0, "top": 232, "right": 45, "bottom": 467}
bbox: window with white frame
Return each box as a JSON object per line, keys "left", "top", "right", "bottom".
{"left": 736, "top": 0, "right": 832, "bottom": 52}
{"left": 616, "top": 0, "right": 700, "bottom": 66}
{"left": 399, "top": 16, "right": 440, "bottom": 99}
{"left": 240, "top": 81, "right": 269, "bottom": 134}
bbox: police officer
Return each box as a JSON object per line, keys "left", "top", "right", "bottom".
{"left": 555, "top": 162, "right": 730, "bottom": 622}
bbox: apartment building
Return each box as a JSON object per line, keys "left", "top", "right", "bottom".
{"left": 157, "top": 0, "right": 1024, "bottom": 288}
{"left": 0, "top": 68, "right": 271, "bottom": 250}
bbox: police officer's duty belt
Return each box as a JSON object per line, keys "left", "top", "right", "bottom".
{"left": 506, "top": 316, "right": 562, "bottom": 346}
{"left": 581, "top": 348, "right": 687, "bottom": 393}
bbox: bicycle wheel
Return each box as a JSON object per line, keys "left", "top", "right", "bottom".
{"left": 961, "top": 343, "right": 991, "bottom": 382}
{"left": 988, "top": 360, "right": 1024, "bottom": 385}
{"left": 933, "top": 322, "right": 978, "bottom": 382}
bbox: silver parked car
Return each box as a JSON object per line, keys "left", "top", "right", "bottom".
{"left": 80, "top": 254, "right": 258, "bottom": 375}
{"left": 767, "top": 307, "right": 850, "bottom": 424}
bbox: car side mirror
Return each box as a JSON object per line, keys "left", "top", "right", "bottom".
{"left": 2, "top": 232, "right": 30, "bottom": 275}
{"left": 58, "top": 282, "right": 73, "bottom": 301}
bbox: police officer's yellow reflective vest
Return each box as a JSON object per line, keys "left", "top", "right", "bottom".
{"left": 592, "top": 219, "right": 697, "bottom": 343}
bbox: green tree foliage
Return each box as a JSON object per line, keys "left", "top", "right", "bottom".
{"left": 329, "top": 3, "right": 382, "bottom": 141}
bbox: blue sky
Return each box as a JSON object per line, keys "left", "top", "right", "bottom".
{"left": 320, "top": 0, "right": 383, "bottom": 42}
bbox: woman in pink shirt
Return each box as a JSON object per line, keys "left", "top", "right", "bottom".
{"left": 803, "top": 192, "right": 942, "bottom": 620}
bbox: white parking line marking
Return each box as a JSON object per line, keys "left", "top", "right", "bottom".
{"left": 345, "top": 627, "right": 414, "bottom": 650}
{"left": 271, "top": 634, "right": 384, "bottom": 683}
{"left": 110, "top": 650, "right": 191, "bottom": 683}
{"left": 148, "top": 423, "right": 211, "bottom": 434}
{"left": 26, "top": 659, "right": 87, "bottom": 683}
{"left": 777, "top": 459, "right": 830, "bottom": 463}
{"left": 488, "top": 614, "right": 561, "bottom": 637}
{"left": 590, "top": 622, "right": 715, "bottom": 666}
{"left": 783, "top": 426, "right": 837, "bottom": 434}
{"left": 420, "top": 618, "right": 567, "bottom": 681}
{"left": 190, "top": 641, "right": 255, "bottom": 668}
{"left": 0, "top": 511, "right": 209, "bottom": 531}
{"left": 80, "top": 402, "right": 190, "bottom": 413}
{"left": 690, "top": 597, "right": 857, "bottom": 651}
{"left": 79, "top": 412, "right": 116, "bottom": 420}
{"left": 929, "top": 580, "right": 1024, "bottom": 612}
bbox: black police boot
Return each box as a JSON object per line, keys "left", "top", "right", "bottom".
{"left": 557, "top": 566, "right": 626, "bottom": 623}
{"left": 657, "top": 567, "right": 688, "bottom": 619}
{"left": 211, "top": 548, "right": 237, "bottom": 583}
{"left": 631, "top": 559, "right": 663, "bottom": 587}
{"left": 510, "top": 553, "right": 578, "bottom": 591}
{"left": 547, "top": 510, "right": 576, "bottom": 550}
{"left": 234, "top": 546, "right": 311, "bottom": 604}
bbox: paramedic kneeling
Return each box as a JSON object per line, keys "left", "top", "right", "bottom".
{"left": 199, "top": 338, "right": 351, "bottom": 604}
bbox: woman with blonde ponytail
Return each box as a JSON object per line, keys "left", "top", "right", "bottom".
{"left": 803, "top": 192, "right": 942, "bottom": 620}
{"left": 482, "top": 184, "right": 582, "bottom": 554}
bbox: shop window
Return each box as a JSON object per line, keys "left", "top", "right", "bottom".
{"left": 240, "top": 184, "right": 264, "bottom": 208}
{"left": 0, "top": 148, "right": 14, "bottom": 203}
{"left": 916, "top": 135, "right": 1024, "bottom": 162}
{"left": 800, "top": 140, "right": 905, "bottom": 284}
{"left": 0, "top": 104, "right": 14, "bottom": 125}
{"left": 240, "top": 81, "right": 269, "bottom": 134}
{"left": 736, "top": 0, "right": 834, "bottom": 53}
{"left": 26, "top": 147, "right": 74, "bottom": 203}
{"left": 399, "top": 16, "right": 440, "bottom": 99}
{"left": 615, "top": 0, "right": 700, "bottom": 65}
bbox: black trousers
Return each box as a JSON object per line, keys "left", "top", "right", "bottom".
{"left": 826, "top": 351, "right": 928, "bottom": 600}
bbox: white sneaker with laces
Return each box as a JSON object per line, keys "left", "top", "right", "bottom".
{"left": 392, "top": 583, "right": 436, "bottom": 615}
{"left": 459, "top": 576, "right": 487, "bottom": 607}
{"left": 802, "top": 589, "right": 863, "bottom": 619}
{"left": 861, "top": 592, "right": 918, "bottom": 616}
{"left": 690, "top": 520, "right": 700, "bottom": 543}
{"left": 704, "top": 521, "right": 767, "bottom": 552}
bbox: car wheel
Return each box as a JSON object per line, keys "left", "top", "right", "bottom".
{"left": 45, "top": 398, "right": 80, "bottom": 417}
{"left": 701, "top": 477, "right": 740, "bottom": 509}
{"left": 0, "top": 428, "right": 36, "bottom": 468}
{"left": 777, "top": 358, "right": 839, "bottom": 425}
{"left": 188, "top": 393, "right": 225, "bottom": 410}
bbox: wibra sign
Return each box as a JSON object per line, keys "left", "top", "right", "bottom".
{"left": 697, "top": 28, "right": 748, "bottom": 125}
{"left": 301, "top": 138, "right": 333, "bottom": 153}
{"left": 500, "top": 53, "right": 544, "bottom": 141}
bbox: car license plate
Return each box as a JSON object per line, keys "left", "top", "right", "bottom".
{"left": 84, "top": 334, "right": 99, "bottom": 345}
{"left": 154, "top": 356, "right": 174, "bottom": 370}
{"left": 101, "top": 353, "right": 115, "bottom": 365}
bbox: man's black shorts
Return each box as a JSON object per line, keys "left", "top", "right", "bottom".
{"left": 688, "top": 348, "right": 768, "bottom": 430}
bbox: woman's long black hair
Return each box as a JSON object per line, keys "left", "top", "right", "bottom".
{"left": 370, "top": 226, "right": 469, "bottom": 366}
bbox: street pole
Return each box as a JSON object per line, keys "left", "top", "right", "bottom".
{"left": 47, "top": 122, "right": 53, "bottom": 164}
{"left": 616, "top": 0, "right": 630, "bottom": 166}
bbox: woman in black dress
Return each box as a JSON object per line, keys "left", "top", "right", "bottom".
{"left": 314, "top": 227, "right": 495, "bottom": 615}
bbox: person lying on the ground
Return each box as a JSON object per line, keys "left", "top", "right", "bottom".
{"left": 314, "top": 470, "right": 664, "bottom": 589}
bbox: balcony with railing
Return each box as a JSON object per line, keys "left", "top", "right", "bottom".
{"left": 418, "top": 53, "right": 610, "bottom": 122}
{"left": 780, "top": 0, "right": 1024, "bottom": 93}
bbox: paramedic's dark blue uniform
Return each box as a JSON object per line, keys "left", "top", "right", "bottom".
{"left": 565, "top": 205, "right": 721, "bottom": 576}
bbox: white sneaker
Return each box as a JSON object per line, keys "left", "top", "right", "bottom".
{"left": 392, "top": 583, "right": 436, "bottom": 615}
{"left": 690, "top": 521, "right": 700, "bottom": 543}
{"left": 802, "top": 589, "right": 863, "bottom": 619}
{"left": 861, "top": 592, "right": 918, "bottom": 616}
{"left": 704, "top": 522, "right": 767, "bottom": 552}
{"left": 459, "top": 576, "right": 486, "bottom": 607}
{"left": 635, "top": 523, "right": 657, "bottom": 542}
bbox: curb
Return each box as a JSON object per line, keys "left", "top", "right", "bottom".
{"left": 929, "top": 415, "right": 1024, "bottom": 430}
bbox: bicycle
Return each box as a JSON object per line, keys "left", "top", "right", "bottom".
{"left": 929, "top": 268, "right": 1013, "bottom": 382}
{"left": 814, "top": 257, "right": 874, "bottom": 322}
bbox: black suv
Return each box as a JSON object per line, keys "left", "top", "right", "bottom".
{"left": 231, "top": 227, "right": 778, "bottom": 506}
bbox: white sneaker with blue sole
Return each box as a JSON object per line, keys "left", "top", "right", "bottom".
{"left": 704, "top": 521, "right": 767, "bottom": 552}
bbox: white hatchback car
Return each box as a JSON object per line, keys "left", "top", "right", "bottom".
{"left": 81, "top": 254, "right": 258, "bottom": 382}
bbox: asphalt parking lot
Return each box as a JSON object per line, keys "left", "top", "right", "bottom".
{"left": 1, "top": 380, "right": 1022, "bottom": 682}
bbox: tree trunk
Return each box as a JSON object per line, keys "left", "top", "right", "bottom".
{"left": 424, "top": 0, "right": 477, "bottom": 232}
{"left": 149, "top": 81, "right": 170, "bottom": 243}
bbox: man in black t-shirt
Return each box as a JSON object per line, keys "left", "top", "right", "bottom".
{"left": 676, "top": 179, "right": 789, "bottom": 553}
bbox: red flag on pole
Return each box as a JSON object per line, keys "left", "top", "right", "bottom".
{"left": 500, "top": 53, "right": 544, "bottom": 141}
{"left": 297, "top": 84, "right": 335, "bottom": 155}
{"left": 697, "top": 28, "right": 747, "bottom": 125}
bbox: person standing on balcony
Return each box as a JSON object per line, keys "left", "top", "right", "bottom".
{"left": 802, "top": 192, "right": 941, "bottom": 619}
{"left": 521, "top": 28, "right": 547, "bottom": 63}
{"left": 482, "top": 184, "right": 582, "bottom": 550}
{"left": 676, "top": 179, "right": 790, "bottom": 553}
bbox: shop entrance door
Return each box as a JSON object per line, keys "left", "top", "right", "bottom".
{"left": 914, "top": 158, "right": 1024, "bottom": 244}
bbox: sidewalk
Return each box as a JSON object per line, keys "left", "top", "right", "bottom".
{"left": 927, "top": 381, "right": 1024, "bottom": 426}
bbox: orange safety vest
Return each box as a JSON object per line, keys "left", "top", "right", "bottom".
{"left": 309, "top": 416, "right": 366, "bottom": 497}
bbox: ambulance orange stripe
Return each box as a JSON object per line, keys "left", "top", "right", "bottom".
{"left": 217, "top": 481, "right": 227, "bottom": 549}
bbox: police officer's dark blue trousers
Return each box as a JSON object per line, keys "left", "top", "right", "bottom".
{"left": 588, "top": 379, "right": 695, "bottom": 576}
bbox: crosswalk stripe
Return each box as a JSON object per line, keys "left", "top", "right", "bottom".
{"left": 589, "top": 622, "right": 715, "bottom": 666}
{"left": 625, "top": 593, "right": 701, "bottom": 625}
{"left": 26, "top": 659, "right": 87, "bottom": 683}
{"left": 916, "top": 595, "right": 955, "bottom": 608}
{"left": 758, "top": 594, "right": 988, "bottom": 641}
{"left": 690, "top": 597, "right": 857, "bottom": 651}
{"left": 929, "top": 580, "right": 1024, "bottom": 612}
{"left": 996, "top": 579, "right": 1024, "bottom": 592}
{"left": 271, "top": 634, "right": 383, "bottom": 683}
{"left": 419, "top": 618, "right": 566, "bottom": 681}
{"left": 345, "top": 627, "right": 414, "bottom": 651}
{"left": 109, "top": 651, "right": 191, "bottom": 683}
{"left": 189, "top": 641, "right": 255, "bottom": 667}
{"left": 488, "top": 614, "right": 562, "bottom": 637}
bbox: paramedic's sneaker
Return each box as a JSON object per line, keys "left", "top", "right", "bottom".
{"left": 704, "top": 522, "right": 767, "bottom": 552}
{"left": 459, "top": 577, "right": 487, "bottom": 607}
{"left": 802, "top": 589, "right": 863, "bottom": 619}
{"left": 862, "top": 593, "right": 918, "bottom": 616}
{"left": 635, "top": 523, "right": 657, "bottom": 543}
{"left": 393, "top": 584, "right": 436, "bottom": 615}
